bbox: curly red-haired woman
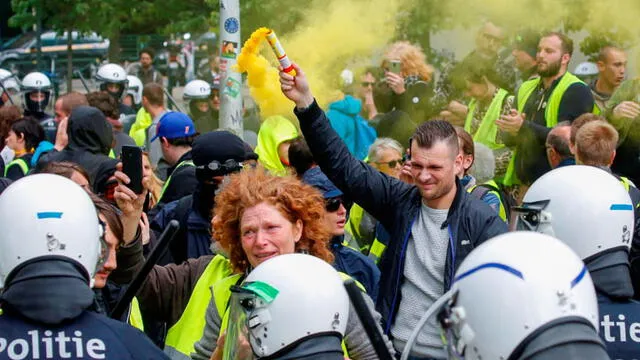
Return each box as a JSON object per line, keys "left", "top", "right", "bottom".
{"left": 192, "top": 167, "right": 394, "bottom": 360}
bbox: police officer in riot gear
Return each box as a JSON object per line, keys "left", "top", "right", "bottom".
{"left": 96, "top": 63, "right": 135, "bottom": 117}
{"left": 125, "top": 75, "right": 143, "bottom": 112}
{"left": 0, "top": 68, "right": 20, "bottom": 108}
{"left": 183, "top": 79, "right": 219, "bottom": 133}
{"left": 517, "top": 165, "right": 640, "bottom": 358}
{"left": 21, "top": 72, "right": 56, "bottom": 143}
{"left": 0, "top": 174, "right": 168, "bottom": 359}
{"left": 433, "top": 231, "right": 608, "bottom": 360}
{"left": 121, "top": 75, "right": 143, "bottom": 135}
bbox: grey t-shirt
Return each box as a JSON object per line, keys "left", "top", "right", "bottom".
{"left": 391, "top": 202, "right": 449, "bottom": 358}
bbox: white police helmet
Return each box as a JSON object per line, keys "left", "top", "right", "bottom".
{"left": 438, "top": 231, "right": 599, "bottom": 359}
{"left": 0, "top": 174, "right": 105, "bottom": 289}
{"left": 225, "top": 254, "right": 349, "bottom": 358}
{"left": 574, "top": 62, "right": 599, "bottom": 77}
{"left": 96, "top": 63, "right": 128, "bottom": 99}
{"left": 183, "top": 79, "right": 211, "bottom": 101}
{"left": 126, "top": 75, "right": 143, "bottom": 106}
{"left": 21, "top": 71, "right": 52, "bottom": 113}
{"left": 516, "top": 165, "right": 634, "bottom": 260}
{"left": 0, "top": 68, "right": 21, "bottom": 94}
{"left": 21, "top": 71, "right": 51, "bottom": 92}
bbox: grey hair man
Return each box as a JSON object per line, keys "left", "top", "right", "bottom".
{"left": 469, "top": 142, "right": 496, "bottom": 183}
{"left": 368, "top": 138, "right": 405, "bottom": 179}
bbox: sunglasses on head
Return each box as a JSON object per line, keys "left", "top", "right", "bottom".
{"left": 325, "top": 197, "right": 343, "bottom": 212}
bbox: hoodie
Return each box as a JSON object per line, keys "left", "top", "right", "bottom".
{"left": 254, "top": 115, "right": 299, "bottom": 175}
{"left": 38, "top": 106, "right": 118, "bottom": 195}
{"left": 327, "top": 95, "right": 376, "bottom": 160}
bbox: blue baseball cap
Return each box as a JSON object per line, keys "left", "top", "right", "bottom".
{"left": 301, "top": 166, "right": 343, "bottom": 199}
{"left": 151, "top": 112, "right": 197, "bottom": 142}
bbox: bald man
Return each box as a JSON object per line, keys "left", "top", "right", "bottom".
{"left": 546, "top": 121, "right": 575, "bottom": 169}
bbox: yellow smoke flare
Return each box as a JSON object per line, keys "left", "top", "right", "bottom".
{"left": 236, "top": 27, "right": 293, "bottom": 120}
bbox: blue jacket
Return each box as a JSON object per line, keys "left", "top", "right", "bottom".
{"left": 598, "top": 294, "right": 640, "bottom": 358}
{"left": 331, "top": 237, "right": 381, "bottom": 302}
{"left": 326, "top": 95, "right": 376, "bottom": 160}
{"left": 0, "top": 310, "right": 168, "bottom": 359}
{"left": 296, "top": 100, "right": 508, "bottom": 333}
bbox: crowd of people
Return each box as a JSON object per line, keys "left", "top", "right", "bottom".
{"left": 0, "top": 20, "right": 640, "bottom": 359}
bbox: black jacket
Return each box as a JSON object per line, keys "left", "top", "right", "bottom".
{"left": 505, "top": 76, "right": 594, "bottom": 184}
{"left": 160, "top": 150, "right": 197, "bottom": 205}
{"left": 295, "top": 100, "right": 507, "bottom": 333}
{"left": 38, "top": 106, "right": 118, "bottom": 195}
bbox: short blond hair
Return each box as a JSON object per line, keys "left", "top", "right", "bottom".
{"left": 383, "top": 41, "right": 434, "bottom": 82}
{"left": 575, "top": 120, "right": 618, "bottom": 166}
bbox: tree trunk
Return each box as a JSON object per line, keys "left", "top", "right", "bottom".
{"left": 108, "top": 29, "right": 121, "bottom": 63}
{"left": 67, "top": 30, "right": 73, "bottom": 93}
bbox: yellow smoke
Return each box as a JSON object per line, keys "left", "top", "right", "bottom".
{"left": 236, "top": 0, "right": 640, "bottom": 122}
{"left": 236, "top": 28, "right": 291, "bottom": 119}
{"left": 236, "top": 0, "right": 408, "bottom": 120}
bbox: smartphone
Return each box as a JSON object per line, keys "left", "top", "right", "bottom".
{"left": 389, "top": 60, "right": 402, "bottom": 75}
{"left": 121, "top": 145, "right": 143, "bottom": 194}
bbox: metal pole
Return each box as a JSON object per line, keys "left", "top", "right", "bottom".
{"left": 110, "top": 220, "right": 180, "bottom": 320}
{"left": 162, "top": 86, "right": 185, "bottom": 113}
{"left": 35, "top": 0, "right": 43, "bottom": 72}
{"left": 218, "top": 0, "right": 243, "bottom": 137}
{"left": 74, "top": 69, "right": 91, "bottom": 93}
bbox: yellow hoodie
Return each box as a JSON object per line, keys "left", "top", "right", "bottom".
{"left": 254, "top": 116, "right": 299, "bottom": 175}
{"left": 129, "top": 108, "right": 153, "bottom": 147}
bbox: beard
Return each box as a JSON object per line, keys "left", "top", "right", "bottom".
{"left": 537, "top": 58, "right": 562, "bottom": 78}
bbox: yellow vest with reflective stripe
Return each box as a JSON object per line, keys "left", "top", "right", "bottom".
{"left": 164, "top": 255, "right": 233, "bottom": 358}
{"left": 467, "top": 180, "right": 508, "bottom": 222}
{"left": 503, "top": 72, "right": 587, "bottom": 186}
{"left": 158, "top": 160, "right": 195, "bottom": 202}
{"left": 368, "top": 239, "right": 387, "bottom": 265}
{"left": 620, "top": 176, "right": 636, "bottom": 192}
{"left": 4, "top": 158, "right": 29, "bottom": 177}
{"left": 212, "top": 271, "right": 364, "bottom": 358}
{"left": 464, "top": 88, "right": 509, "bottom": 151}
{"left": 128, "top": 297, "right": 144, "bottom": 331}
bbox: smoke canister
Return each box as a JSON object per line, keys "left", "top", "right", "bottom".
{"left": 266, "top": 30, "right": 296, "bottom": 76}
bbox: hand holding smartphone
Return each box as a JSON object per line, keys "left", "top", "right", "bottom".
{"left": 121, "top": 145, "right": 144, "bottom": 194}
{"left": 389, "top": 60, "right": 402, "bottom": 75}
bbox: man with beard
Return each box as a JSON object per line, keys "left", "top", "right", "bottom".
{"left": 497, "top": 32, "right": 594, "bottom": 187}
{"left": 149, "top": 131, "right": 248, "bottom": 265}
{"left": 133, "top": 48, "right": 163, "bottom": 86}
{"left": 592, "top": 46, "right": 627, "bottom": 113}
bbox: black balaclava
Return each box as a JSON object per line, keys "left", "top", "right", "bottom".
{"left": 191, "top": 131, "right": 248, "bottom": 218}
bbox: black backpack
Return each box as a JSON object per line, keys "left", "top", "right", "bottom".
{"left": 469, "top": 182, "right": 517, "bottom": 222}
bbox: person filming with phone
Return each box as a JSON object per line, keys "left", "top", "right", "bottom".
{"left": 377, "top": 41, "right": 438, "bottom": 123}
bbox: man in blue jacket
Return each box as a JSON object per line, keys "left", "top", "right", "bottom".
{"left": 280, "top": 63, "right": 507, "bottom": 359}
